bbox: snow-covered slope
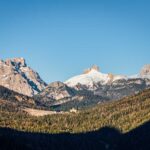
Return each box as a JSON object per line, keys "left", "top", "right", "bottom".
{"left": 65, "top": 69, "right": 109, "bottom": 87}
{"left": 64, "top": 66, "right": 127, "bottom": 87}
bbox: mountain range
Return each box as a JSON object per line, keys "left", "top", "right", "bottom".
{"left": 1, "top": 57, "right": 150, "bottom": 150}
{"left": 1, "top": 57, "right": 150, "bottom": 110}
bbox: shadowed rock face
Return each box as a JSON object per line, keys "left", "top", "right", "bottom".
{"left": 0, "top": 58, "right": 47, "bottom": 96}
{"left": 94, "top": 78, "right": 150, "bottom": 100}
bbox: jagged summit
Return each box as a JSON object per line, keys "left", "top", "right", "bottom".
{"left": 5, "top": 57, "right": 27, "bottom": 67}
{"left": 0, "top": 57, "right": 47, "bottom": 96}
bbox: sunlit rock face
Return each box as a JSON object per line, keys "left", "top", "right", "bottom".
{"left": 140, "top": 64, "right": 150, "bottom": 78}
{"left": 37, "top": 81, "right": 76, "bottom": 100}
{"left": 0, "top": 58, "right": 47, "bottom": 96}
{"left": 83, "top": 65, "right": 100, "bottom": 74}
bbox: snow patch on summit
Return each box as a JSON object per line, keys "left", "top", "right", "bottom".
{"left": 65, "top": 69, "right": 110, "bottom": 87}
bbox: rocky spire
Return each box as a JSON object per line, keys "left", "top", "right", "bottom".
{"left": 83, "top": 65, "right": 100, "bottom": 74}
{"left": 140, "top": 64, "right": 150, "bottom": 76}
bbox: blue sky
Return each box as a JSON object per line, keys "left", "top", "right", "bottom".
{"left": 0, "top": 0, "right": 150, "bottom": 83}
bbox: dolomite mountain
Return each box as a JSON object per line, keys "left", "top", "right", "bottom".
{"left": 0, "top": 58, "right": 47, "bottom": 96}
{"left": 35, "top": 64, "right": 150, "bottom": 111}
{"left": 65, "top": 65, "right": 128, "bottom": 89}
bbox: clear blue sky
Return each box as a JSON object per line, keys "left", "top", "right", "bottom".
{"left": 0, "top": 0, "right": 150, "bottom": 83}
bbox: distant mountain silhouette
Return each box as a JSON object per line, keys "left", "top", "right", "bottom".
{"left": 1, "top": 121, "right": 150, "bottom": 150}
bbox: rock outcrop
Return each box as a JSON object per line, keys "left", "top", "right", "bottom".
{"left": 36, "top": 81, "right": 75, "bottom": 101}
{"left": 140, "top": 64, "right": 150, "bottom": 77}
{"left": 83, "top": 65, "right": 100, "bottom": 74}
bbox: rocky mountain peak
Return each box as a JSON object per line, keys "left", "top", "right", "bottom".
{"left": 140, "top": 64, "right": 150, "bottom": 76}
{"left": 0, "top": 57, "right": 47, "bottom": 96}
{"left": 83, "top": 65, "right": 100, "bottom": 74}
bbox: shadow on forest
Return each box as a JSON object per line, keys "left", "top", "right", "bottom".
{"left": 1, "top": 121, "right": 150, "bottom": 150}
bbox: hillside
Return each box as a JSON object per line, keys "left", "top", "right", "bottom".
{"left": 1, "top": 88, "right": 150, "bottom": 134}
{"left": 1, "top": 122, "right": 150, "bottom": 150}
{"left": 0, "top": 85, "right": 36, "bottom": 111}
